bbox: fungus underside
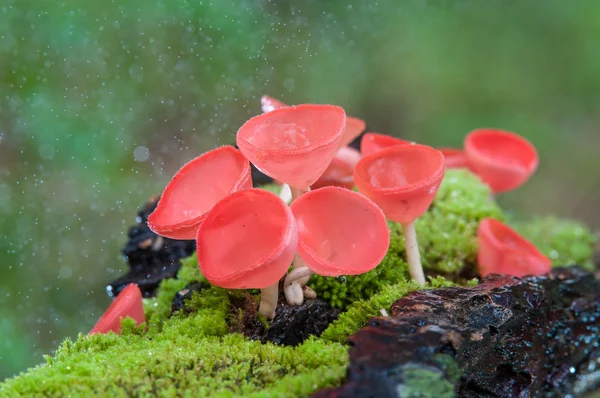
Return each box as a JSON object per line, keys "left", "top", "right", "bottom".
{"left": 1, "top": 170, "right": 596, "bottom": 397}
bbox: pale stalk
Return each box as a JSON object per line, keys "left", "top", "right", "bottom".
{"left": 258, "top": 283, "right": 279, "bottom": 320}
{"left": 279, "top": 183, "right": 292, "bottom": 205}
{"left": 402, "top": 222, "right": 426, "bottom": 286}
{"left": 283, "top": 186, "right": 313, "bottom": 306}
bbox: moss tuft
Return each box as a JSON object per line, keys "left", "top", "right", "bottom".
{"left": 512, "top": 216, "right": 597, "bottom": 270}
{"left": 399, "top": 364, "right": 456, "bottom": 398}
{"left": 320, "top": 277, "right": 454, "bottom": 343}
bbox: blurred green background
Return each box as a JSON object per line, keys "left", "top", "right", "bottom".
{"left": 1, "top": 0, "right": 599, "bottom": 380}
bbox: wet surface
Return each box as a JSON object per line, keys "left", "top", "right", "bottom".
{"left": 315, "top": 267, "right": 600, "bottom": 398}
{"left": 107, "top": 196, "right": 196, "bottom": 298}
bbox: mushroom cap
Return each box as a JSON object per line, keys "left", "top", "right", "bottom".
{"left": 290, "top": 186, "right": 389, "bottom": 276}
{"left": 259, "top": 96, "right": 364, "bottom": 150}
{"left": 354, "top": 144, "right": 445, "bottom": 225}
{"left": 147, "top": 146, "right": 252, "bottom": 240}
{"left": 237, "top": 104, "right": 346, "bottom": 190}
{"left": 439, "top": 148, "right": 469, "bottom": 169}
{"left": 197, "top": 188, "right": 298, "bottom": 289}
{"left": 464, "top": 129, "right": 539, "bottom": 193}
{"left": 360, "top": 132, "right": 411, "bottom": 157}
{"left": 340, "top": 117, "right": 366, "bottom": 148}
{"left": 90, "top": 283, "right": 145, "bottom": 335}
{"left": 311, "top": 147, "right": 361, "bottom": 190}
{"left": 477, "top": 218, "right": 551, "bottom": 278}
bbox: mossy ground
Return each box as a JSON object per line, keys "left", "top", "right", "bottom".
{"left": 2, "top": 170, "right": 596, "bottom": 397}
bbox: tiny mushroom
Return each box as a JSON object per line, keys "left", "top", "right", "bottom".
{"left": 464, "top": 128, "right": 539, "bottom": 193}
{"left": 360, "top": 132, "right": 411, "bottom": 157}
{"left": 90, "top": 283, "right": 145, "bottom": 335}
{"left": 354, "top": 144, "right": 445, "bottom": 285}
{"left": 147, "top": 145, "right": 251, "bottom": 240}
{"left": 477, "top": 218, "right": 551, "bottom": 277}
{"left": 438, "top": 148, "right": 469, "bottom": 169}
{"left": 197, "top": 188, "right": 298, "bottom": 320}
{"left": 259, "top": 95, "right": 366, "bottom": 190}
{"left": 283, "top": 186, "right": 390, "bottom": 305}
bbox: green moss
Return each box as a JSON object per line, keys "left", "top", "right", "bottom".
{"left": 512, "top": 216, "right": 597, "bottom": 270}
{"left": 399, "top": 364, "right": 456, "bottom": 398}
{"left": 320, "top": 276, "right": 453, "bottom": 343}
{"left": 2, "top": 170, "right": 597, "bottom": 396}
{"left": 2, "top": 283, "right": 347, "bottom": 397}
{"left": 257, "top": 183, "right": 282, "bottom": 195}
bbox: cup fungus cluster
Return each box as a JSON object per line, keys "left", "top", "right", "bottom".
{"left": 89, "top": 97, "right": 552, "bottom": 333}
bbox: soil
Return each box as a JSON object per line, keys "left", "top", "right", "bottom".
{"left": 314, "top": 267, "right": 600, "bottom": 398}
{"left": 107, "top": 195, "right": 196, "bottom": 298}
{"left": 171, "top": 280, "right": 341, "bottom": 347}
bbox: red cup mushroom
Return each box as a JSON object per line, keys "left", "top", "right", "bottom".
{"left": 464, "top": 128, "right": 539, "bottom": 193}
{"left": 439, "top": 148, "right": 468, "bottom": 169}
{"left": 196, "top": 188, "right": 298, "bottom": 320}
{"left": 147, "top": 145, "right": 252, "bottom": 240}
{"left": 354, "top": 144, "right": 445, "bottom": 285}
{"left": 236, "top": 104, "right": 346, "bottom": 195}
{"left": 360, "top": 132, "right": 411, "bottom": 157}
{"left": 283, "top": 186, "right": 390, "bottom": 304}
{"left": 477, "top": 218, "right": 551, "bottom": 278}
{"left": 90, "top": 283, "right": 145, "bottom": 335}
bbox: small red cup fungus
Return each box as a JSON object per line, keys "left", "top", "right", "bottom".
{"left": 90, "top": 283, "right": 145, "bottom": 335}
{"left": 464, "top": 129, "right": 539, "bottom": 193}
{"left": 283, "top": 186, "right": 390, "bottom": 304}
{"left": 147, "top": 145, "right": 252, "bottom": 240}
{"left": 354, "top": 144, "right": 445, "bottom": 285}
{"left": 360, "top": 132, "right": 411, "bottom": 157}
{"left": 439, "top": 148, "right": 468, "bottom": 169}
{"left": 236, "top": 104, "right": 346, "bottom": 192}
{"left": 477, "top": 218, "right": 551, "bottom": 278}
{"left": 196, "top": 188, "right": 298, "bottom": 320}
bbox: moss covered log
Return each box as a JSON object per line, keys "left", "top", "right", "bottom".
{"left": 1, "top": 170, "right": 596, "bottom": 397}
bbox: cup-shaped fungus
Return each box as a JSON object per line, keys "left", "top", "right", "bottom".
{"left": 236, "top": 104, "right": 346, "bottom": 193}
{"left": 354, "top": 145, "right": 445, "bottom": 285}
{"left": 464, "top": 129, "right": 539, "bottom": 193}
{"left": 477, "top": 218, "right": 551, "bottom": 278}
{"left": 360, "top": 132, "right": 411, "bottom": 157}
{"left": 90, "top": 283, "right": 145, "bottom": 335}
{"left": 283, "top": 186, "right": 390, "bottom": 304}
{"left": 147, "top": 145, "right": 251, "bottom": 240}
{"left": 439, "top": 148, "right": 468, "bottom": 169}
{"left": 311, "top": 156, "right": 355, "bottom": 190}
{"left": 196, "top": 188, "right": 298, "bottom": 320}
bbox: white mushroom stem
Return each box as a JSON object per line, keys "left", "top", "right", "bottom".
{"left": 279, "top": 183, "right": 292, "bottom": 205}
{"left": 290, "top": 186, "right": 310, "bottom": 202}
{"left": 284, "top": 253, "right": 311, "bottom": 305}
{"left": 283, "top": 185, "right": 313, "bottom": 306}
{"left": 402, "top": 222, "right": 426, "bottom": 286}
{"left": 284, "top": 266, "right": 315, "bottom": 305}
{"left": 258, "top": 283, "right": 279, "bottom": 320}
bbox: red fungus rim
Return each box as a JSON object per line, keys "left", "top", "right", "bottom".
{"left": 147, "top": 145, "right": 250, "bottom": 235}
{"left": 464, "top": 128, "right": 539, "bottom": 172}
{"left": 290, "top": 186, "right": 390, "bottom": 276}
{"left": 478, "top": 218, "right": 545, "bottom": 258}
{"left": 197, "top": 188, "right": 296, "bottom": 287}
{"left": 354, "top": 144, "right": 446, "bottom": 195}
{"left": 237, "top": 104, "right": 347, "bottom": 157}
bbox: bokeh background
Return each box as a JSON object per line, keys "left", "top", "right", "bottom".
{"left": 1, "top": 0, "right": 599, "bottom": 380}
